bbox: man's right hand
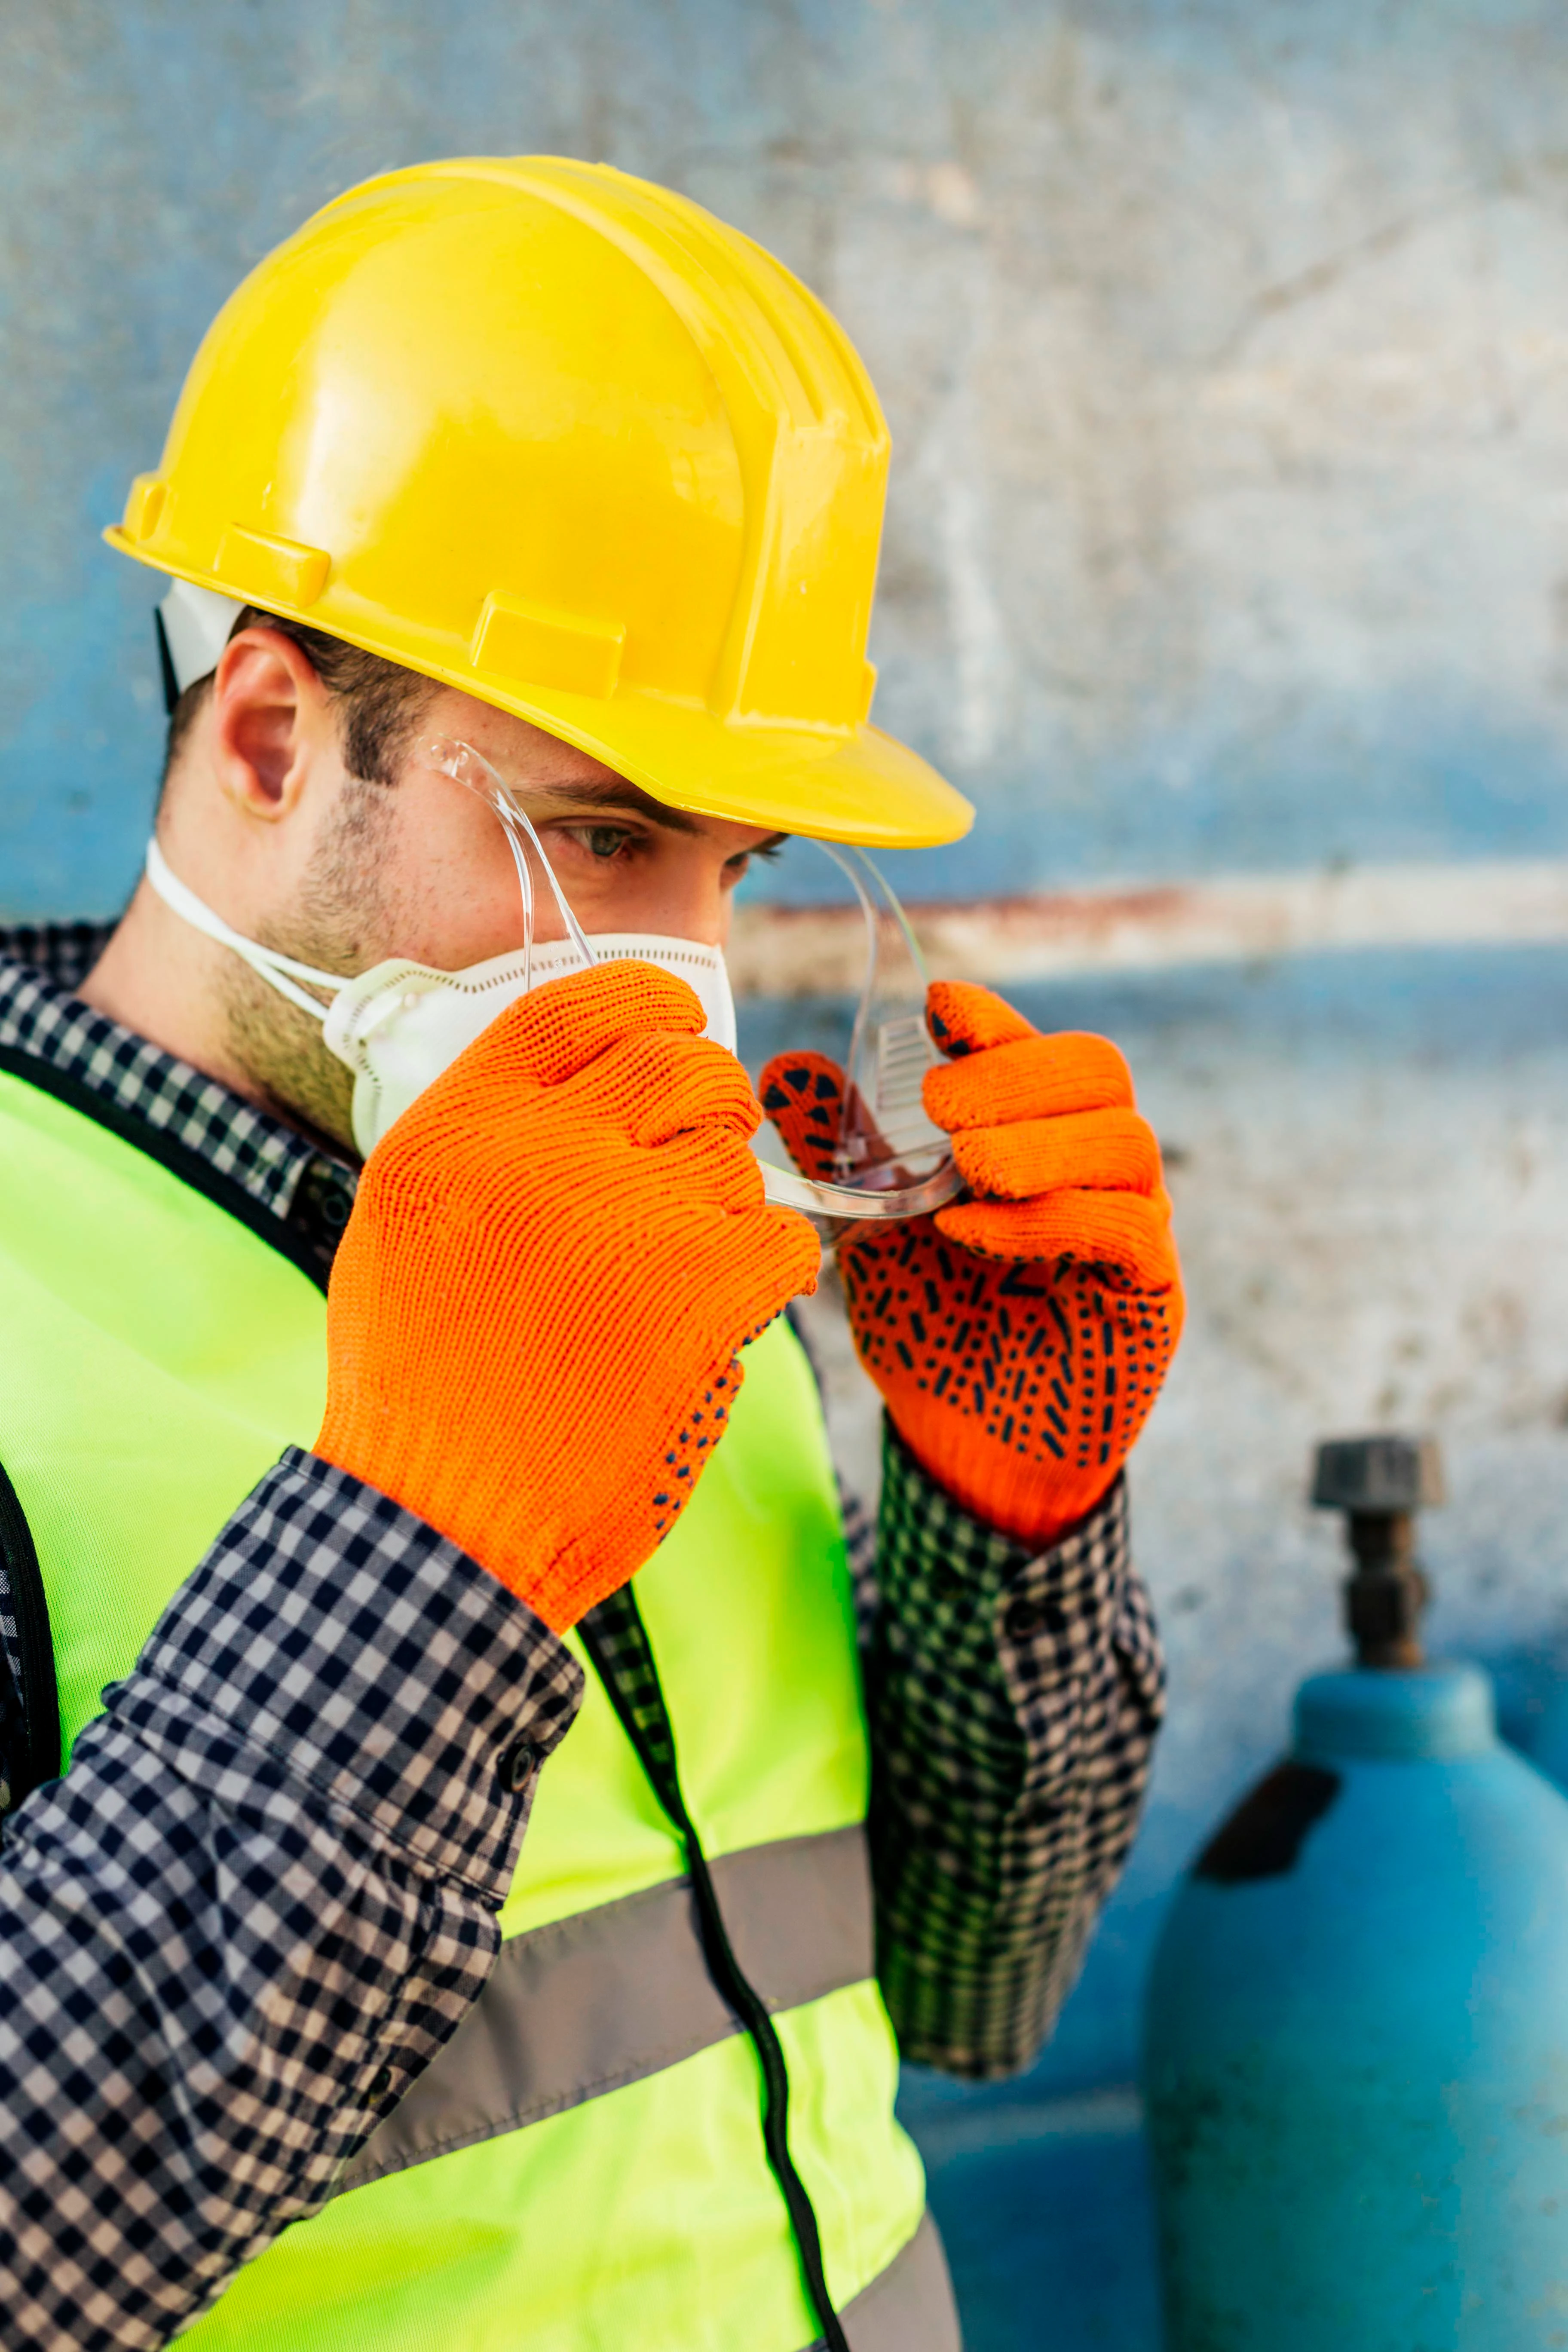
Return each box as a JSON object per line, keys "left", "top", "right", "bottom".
{"left": 313, "top": 962, "right": 820, "bottom": 1632}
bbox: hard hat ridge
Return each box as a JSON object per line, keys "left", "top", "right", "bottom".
{"left": 107, "top": 156, "right": 972, "bottom": 849}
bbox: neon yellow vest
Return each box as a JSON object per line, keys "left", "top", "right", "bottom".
{"left": 0, "top": 1068, "right": 938, "bottom": 2351}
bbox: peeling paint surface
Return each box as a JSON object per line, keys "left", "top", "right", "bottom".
{"left": 730, "top": 859, "right": 1568, "bottom": 992}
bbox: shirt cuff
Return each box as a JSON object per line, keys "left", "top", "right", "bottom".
{"left": 877, "top": 1417, "right": 1136, "bottom": 1671}
{"left": 101, "top": 1447, "right": 583, "bottom": 1904}
{"left": 877, "top": 1412, "right": 1078, "bottom": 1582}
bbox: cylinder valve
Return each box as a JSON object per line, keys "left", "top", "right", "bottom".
{"left": 1311, "top": 1432, "right": 1445, "bottom": 1668}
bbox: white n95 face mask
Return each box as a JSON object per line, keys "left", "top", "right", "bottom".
{"left": 142, "top": 736, "right": 737, "bottom": 1159}
{"left": 316, "top": 928, "right": 736, "bottom": 1157}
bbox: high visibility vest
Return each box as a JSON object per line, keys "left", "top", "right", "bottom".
{"left": 0, "top": 1063, "right": 957, "bottom": 2352}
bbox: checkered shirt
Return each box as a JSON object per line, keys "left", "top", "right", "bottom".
{"left": 870, "top": 1426, "right": 1161, "bottom": 2075}
{"left": 0, "top": 921, "right": 1163, "bottom": 2342}
{"left": 784, "top": 1316, "right": 1165, "bottom": 2079}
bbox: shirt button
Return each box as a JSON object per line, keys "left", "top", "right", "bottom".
{"left": 498, "top": 1737, "right": 539, "bottom": 1793}
{"left": 317, "top": 1183, "right": 352, "bottom": 1233}
{"left": 1004, "top": 1597, "right": 1048, "bottom": 1642}
{"left": 366, "top": 2067, "right": 393, "bottom": 2105}
{"left": 294, "top": 1158, "right": 357, "bottom": 1251}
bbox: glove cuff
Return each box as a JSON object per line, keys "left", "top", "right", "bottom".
{"left": 882, "top": 1390, "right": 1122, "bottom": 1547}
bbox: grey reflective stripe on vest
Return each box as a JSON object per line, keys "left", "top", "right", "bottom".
{"left": 347, "top": 1822, "right": 874, "bottom": 2191}
{"left": 818, "top": 2213, "right": 962, "bottom": 2352}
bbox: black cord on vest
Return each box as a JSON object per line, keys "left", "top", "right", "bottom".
{"left": 579, "top": 1602, "right": 852, "bottom": 2352}
{"left": 0, "top": 1454, "right": 61, "bottom": 1806}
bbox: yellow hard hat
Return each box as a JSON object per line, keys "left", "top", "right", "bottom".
{"left": 106, "top": 157, "right": 972, "bottom": 850}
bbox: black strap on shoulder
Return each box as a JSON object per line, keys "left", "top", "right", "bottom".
{"left": 578, "top": 1588, "right": 852, "bottom": 2352}
{"left": 0, "top": 1043, "right": 328, "bottom": 1295}
{"left": 0, "top": 1455, "right": 60, "bottom": 1809}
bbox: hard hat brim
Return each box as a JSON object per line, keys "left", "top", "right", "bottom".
{"left": 108, "top": 537, "right": 975, "bottom": 850}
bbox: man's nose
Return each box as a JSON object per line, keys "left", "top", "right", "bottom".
{"left": 641, "top": 857, "right": 734, "bottom": 946}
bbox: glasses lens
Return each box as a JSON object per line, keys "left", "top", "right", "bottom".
{"left": 741, "top": 840, "right": 961, "bottom": 1222}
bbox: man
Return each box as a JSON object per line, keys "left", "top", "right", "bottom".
{"left": 0, "top": 159, "right": 1181, "bottom": 2349}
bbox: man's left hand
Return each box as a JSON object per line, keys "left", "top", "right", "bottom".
{"left": 760, "top": 980, "right": 1183, "bottom": 1546}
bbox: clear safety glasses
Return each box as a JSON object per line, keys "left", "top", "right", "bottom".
{"left": 423, "top": 738, "right": 963, "bottom": 1226}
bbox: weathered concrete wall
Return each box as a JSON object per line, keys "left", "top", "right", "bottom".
{"left": 4, "top": 0, "right": 1568, "bottom": 910}
{"left": 3, "top": 0, "right": 1568, "bottom": 2120}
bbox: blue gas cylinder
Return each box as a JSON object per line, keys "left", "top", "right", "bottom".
{"left": 1143, "top": 1437, "right": 1568, "bottom": 2352}
{"left": 1530, "top": 1678, "right": 1568, "bottom": 1798}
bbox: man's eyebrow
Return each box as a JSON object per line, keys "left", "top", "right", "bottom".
{"left": 529, "top": 778, "right": 790, "bottom": 856}
{"left": 529, "top": 777, "right": 704, "bottom": 834}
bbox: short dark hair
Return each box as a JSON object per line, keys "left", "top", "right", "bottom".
{"left": 161, "top": 608, "right": 437, "bottom": 792}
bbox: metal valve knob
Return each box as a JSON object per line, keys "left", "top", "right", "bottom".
{"left": 1311, "top": 1434, "right": 1446, "bottom": 1669}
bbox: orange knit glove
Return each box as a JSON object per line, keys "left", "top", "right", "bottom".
{"left": 316, "top": 963, "right": 820, "bottom": 1631}
{"left": 760, "top": 981, "right": 1182, "bottom": 1546}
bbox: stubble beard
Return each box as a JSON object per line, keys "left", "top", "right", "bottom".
{"left": 219, "top": 780, "right": 397, "bottom": 1159}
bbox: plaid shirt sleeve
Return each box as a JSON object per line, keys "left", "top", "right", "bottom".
{"left": 860, "top": 1422, "right": 1164, "bottom": 2080}
{"left": 0, "top": 1447, "right": 582, "bottom": 2352}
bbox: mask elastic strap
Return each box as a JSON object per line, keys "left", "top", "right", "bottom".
{"left": 143, "top": 838, "right": 342, "bottom": 1022}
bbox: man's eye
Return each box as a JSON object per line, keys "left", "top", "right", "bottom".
{"left": 582, "top": 826, "right": 635, "bottom": 860}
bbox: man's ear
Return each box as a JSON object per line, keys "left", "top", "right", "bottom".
{"left": 210, "top": 627, "right": 332, "bottom": 823}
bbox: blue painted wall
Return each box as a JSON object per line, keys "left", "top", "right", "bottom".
{"left": 3, "top": 0, "right": 1568, "bottom": 913}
